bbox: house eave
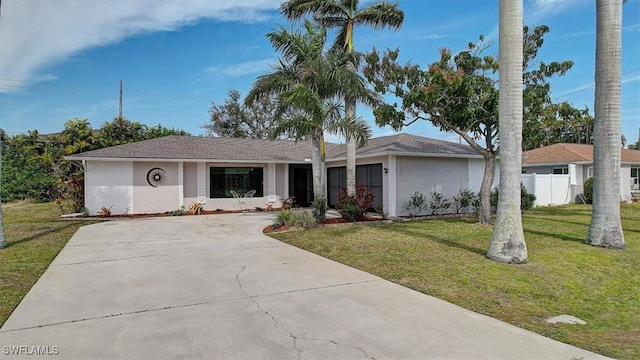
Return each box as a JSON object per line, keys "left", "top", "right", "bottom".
{"left": 63, "top": 156, "right": 311, "bottom": 164}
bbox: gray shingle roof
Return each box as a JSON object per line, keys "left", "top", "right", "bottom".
{"left": 65, "top": 134, "right": 479, "bottom": 162}
{"left": 327, "top": 133, "right": 479, "bottom": 158}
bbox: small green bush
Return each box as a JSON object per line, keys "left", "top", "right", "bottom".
{"left": 403, "top": 191, "right": 427, "bottom": 217}
{"left": 490, "top": 183, "right": 537, "bottom": 211}
{"left": 453, "top": 188, "right": 477, "bottom": 214}
{"left": 429, "top": 191, "right": 452, "bottom": 215}
{"left": 311, "top": 197, "right": 328, "bottom": 222}
{"left": 272, "top": 209, "right": 317, "bottom": 228}
{"left": 166, "top": 206, "right": 185, "bottom": 216}
{"left": 374, "top": 205, "right": 388, "bottom": 219}
{"left": 289, "top": 211, "right": 317, "bottom": 228}
{"left": 583, "top": 177, "right": 594, "bottom": 204}
{"left": 338, "top": 197, "right": 362, "bottom": 222}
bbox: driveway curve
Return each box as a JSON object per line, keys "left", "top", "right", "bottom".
{"left": 0, "top": 213, "right": 609, "bottom": 359}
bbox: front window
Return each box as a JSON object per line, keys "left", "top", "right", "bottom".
{"left": 632, "top": 167, "right": 639, "bottom": 190}
{"left": 210, "top": 167, "right": 263, "bottom": 198}
{"left": 552, "top": 167, "right": 568, "bottom": 175}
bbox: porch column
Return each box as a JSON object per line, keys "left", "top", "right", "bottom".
{"left": 387, "top": 155, "right": 397, "bottom": 217}
{"left": 267, "top": 163, "right": 276, "bottom": 198}
{"left": 178, "top": 161, "right": 184, "bottom": 207}
{"left": 197, "top": 163, "right": 206, "bottom": 203}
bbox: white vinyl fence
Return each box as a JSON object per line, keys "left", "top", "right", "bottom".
{"left": 521, "top": 174, "right": 572, "bottom": 207}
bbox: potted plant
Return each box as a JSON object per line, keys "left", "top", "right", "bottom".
{"left": 281, "top": 196, "right": 294, "bottom": 210}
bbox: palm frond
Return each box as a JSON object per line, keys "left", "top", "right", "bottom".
{"left": 325, "top": 113, "right": 372, "bottom": 148}
{"left": 281, "top": 0, "right": 347, "bottom": 21}
{"left": 354, "top": 3, "right": 404, "bottom": 30}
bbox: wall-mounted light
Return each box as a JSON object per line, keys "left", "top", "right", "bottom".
{"left": 384, "top": 168, "right": 388, "bottom": 174}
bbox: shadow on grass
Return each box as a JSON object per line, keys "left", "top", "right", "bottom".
{"left": 8, "top": 222, "right": 80, "bottom": 248}
{"left": 524, "top": 228, "right": 585, "bottom": 243}
{"left": 392, "top": 224, "right": 487, "bottom": 256}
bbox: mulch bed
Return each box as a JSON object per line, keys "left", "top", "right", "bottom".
{"left": 263, "top": 215, "right": 386, "bottom": 234}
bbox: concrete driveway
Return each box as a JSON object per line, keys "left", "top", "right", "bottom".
{"left": 0, "top": 213, "right": 609, "bottom": 359}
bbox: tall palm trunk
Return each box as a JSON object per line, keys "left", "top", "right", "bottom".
{"left": 0, "top": 137, "right": 6, "bottom": 249}
{"left": 487, "top": 0, "right": 527, "bottom": 263}
{"left": 586, "top": 0, "right": 625, "bottom": 248}
{"left": 311, "top": 135, "right": 326, "bottom": 200}
{"left": 478, "top": 153, "right": 495, "bottom": 225}
{"left": 345, "top": 49, "right": 357, "bottom": 196}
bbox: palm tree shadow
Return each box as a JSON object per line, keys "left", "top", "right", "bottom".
{"left": 8, "top": 222, "right": 80, "bottom": 248}
{"left": 393, "top": 224, "right": 487, "bottom": 256}
{"left": 524, "top": 228, "right": 585, "bottom": 243}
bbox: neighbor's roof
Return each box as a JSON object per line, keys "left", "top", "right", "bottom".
{"left": 65, "top": 133, "right": 480, "bottom": 162}
{"left": 327, "top": 133, "right": 479, "bottom": 159}
{"left": 522, "top": 143, "right": 640, "bottom": 165}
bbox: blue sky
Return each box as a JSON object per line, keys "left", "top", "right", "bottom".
{"left": 0, "top": 0, "right": 638, "bottom": 146}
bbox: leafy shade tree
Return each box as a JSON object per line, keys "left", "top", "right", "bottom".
{"left": 145, "top": 124, "right": 190, "bottom": 139}
{"left": 246, "top": 21, "right": 376, "bottom": 199}
{"left": 364, "top": 25, "right": 572, "bottom": 225}
{"left": 281, "top": 0, "right": 404, "bottom": 195}
{"left": 97, "top": 117, "right": 147, "bottom": 147}
{"left": 586, "top": 0, "right": 625, "bottom": 249}
{"left": 629, "top": 141, "right": 640, "bottom": 150}
{"left": 487, "top": 0, "right": 527, "bottom": 263}
{"left": 203, "top": 89, "right": 280, "bottom": 139}
{"left": 527, "top": 101, "right": 594, "bottom": 148}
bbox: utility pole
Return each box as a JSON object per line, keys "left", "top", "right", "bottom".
{"left": 119, "top": 80, "right": 123, "bottom": 118}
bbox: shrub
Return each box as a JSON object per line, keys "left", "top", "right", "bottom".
{"left": 336, "top": 184, "right": 375, "bottom": 221}
{"left": 453, "top": 189, "right": 477, "bottom": 214}
{"left": 166, "top": 206, "right": 185, "bottom": 216}
{"left": 337, "top": 198, "right": 362, "bottom": 222}
{"left": 374, "top": 205, "right": 388, "bottom": 219}
{"left": 288, "top": 211, "right": 317, "bottom": 228}
{"left": 490, "top": 183, "right": 537, "bottom": 211}
{"left": 429, "top": 191, "right": 452, "bottom": 215}
{"left": 272, "top": 209, "right": 317, "bottom": 228}
{"left": 583, "top": 177, "right": 594, "bottom": 204}
{"left": 311, "top": 197, "right": 328, "bottom": 222}
{"left": 187, "top": 201, "right": 204, "bottom": 215}
{"left": 272, "top": 209, "right": 293, "bottom": 229}
{"left": 402, "top": 191, "right": 427, "bottom": 218}
{"left": 98, "top": 206, "right": 113, "bottom": 217}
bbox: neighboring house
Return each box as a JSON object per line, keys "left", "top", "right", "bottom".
{"left": 65, "top": 134, "right": 493, "bottom": 217}
{"left": 521, "top": 143, "right": 640, "bottom": 204}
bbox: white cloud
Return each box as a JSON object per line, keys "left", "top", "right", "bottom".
{"left": 206, "top": 58, "right": 276, "bottom": 77}
{"left": 0, "top": 0, "right": 281, "bottom": 92}
{"left": 417, "top": 34, "right": 451, "bottom": 40}
{"left": 526, "top": 0, "right": 589, "bottom": 24}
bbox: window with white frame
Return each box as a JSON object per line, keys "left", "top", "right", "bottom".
{"left": 631, "top": 167, "right": 639, "bottom": 190}
{"left": 552, "top": 167, "right": 568, "bottom": 175}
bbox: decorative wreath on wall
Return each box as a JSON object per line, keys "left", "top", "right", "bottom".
{"left": 146, "top": 167, "right": 166, "bottom": 187}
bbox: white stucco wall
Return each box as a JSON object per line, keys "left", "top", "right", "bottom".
{"left": 133, "top": 162, "right": 180, "bottom": 214}
{"left": 84, "top": 161, "right": 133, "bottom": 215}
{"left": 468, "top": 158, "right": 499, "bottom": 194}
{"left": 395, "top": 156, "right": 471, "bottom": 216}
{"left": 183, "top": 162, "right": 198, "bottom": 205}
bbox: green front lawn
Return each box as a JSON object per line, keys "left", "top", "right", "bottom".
{"left": 0, "top": 201, "right": 99, "bottom": 327}
{"left": 271, "top": 203, "right": 640, "bottom": 359}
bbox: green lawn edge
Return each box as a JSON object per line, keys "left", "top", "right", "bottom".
{"left": 271, "top": 203, "right": 640, "bottom": 359}
{"left": 0, "top": 202, "right": 101, "bottom": 327}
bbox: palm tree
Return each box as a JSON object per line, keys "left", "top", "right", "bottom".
{"left": 0, "top": 136, "right": 6, "bottom": 249}
{"left": 246, "top": 21, "right": 376, "bottom": 199}
{"left": 487, "top": 0, "right": 527, "bottom": 263}
{"left": 281, "top": 0, "right": 404, "bottom": 195}
{"left": 586, "top": 0, "right": 625, "bottom": 248}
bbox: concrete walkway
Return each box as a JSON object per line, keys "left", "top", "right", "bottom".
{"left": 0, "top": 213, "right": 610, "bottom": 359}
